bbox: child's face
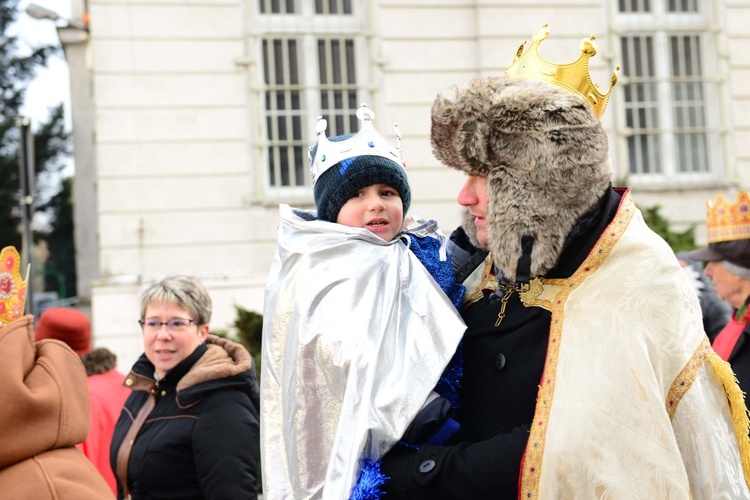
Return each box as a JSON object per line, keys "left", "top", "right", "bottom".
{"left": 337, "top": 183, "right": 403, "bottom": 241}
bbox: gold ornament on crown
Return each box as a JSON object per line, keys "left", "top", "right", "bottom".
{"left": 0, "top": 246, "right": 29, "bottom": 326}
{"left": 705, "top": 191, "right": 750, "bottom": 244}
{"left": 505, "top": 23, "right": 620, "bottom": 118}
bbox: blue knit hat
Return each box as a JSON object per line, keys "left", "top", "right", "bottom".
{"left": 310, "top": 134, "right": 411, "bottom": 223}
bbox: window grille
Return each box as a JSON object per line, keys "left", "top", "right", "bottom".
{"left": 314, "top": 0, "right": 352, "bottom": 15}
{"left": 262, "top": 38, "right": 305, "bottom": 187}
{"left": 614, "top": 0, "right": 722, "bottom": 185}
{"left": 620, "top": 35, "right": 660, "bottom": 175}
{"left": 259, "top": 0, "right": 296, "bottom": 14}
{"left": 667, "top": 0, "right": 698, "bottom": 13}
{"left": 256, "top": 2, "right": 366, "bottom": 195}
{"left": 318, "top": 38, "right": 358, "bottom": 136}
{"left": 669, "top": 34, "right": 709, "bottom": 174}
{"left": 618, "top": 0, "right": 651, "bottom": 13}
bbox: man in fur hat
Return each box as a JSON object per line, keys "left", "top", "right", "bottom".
{"left": 379, "top": 25, "right": 750, "bottom": 500}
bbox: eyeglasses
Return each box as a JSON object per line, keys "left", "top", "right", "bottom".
{"left": 138, "top": 318, "right": 199, "bottom": 334}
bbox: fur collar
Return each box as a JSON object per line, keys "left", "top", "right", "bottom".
{"left": 177, "top": 334, "right": 254, "bottom": 392}
{"left": 431, "top": 77, "right": 611, "bottom": 280}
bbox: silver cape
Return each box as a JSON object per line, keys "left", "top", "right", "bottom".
{"left": 261, "top": 205, "right": 466, "bottom": 499}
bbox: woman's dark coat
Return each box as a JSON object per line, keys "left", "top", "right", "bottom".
{"left": 110, "top": 334, "right": 259, "bottom": 500}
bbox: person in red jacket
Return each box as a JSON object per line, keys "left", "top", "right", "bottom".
{"left": 35, "top": 307, "right": 130, "bottom": 495}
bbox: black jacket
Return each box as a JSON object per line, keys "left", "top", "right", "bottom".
{"left": 110, "top": 335, "right": 259, "bottom": 500}
{"left": 380, "top": 187, "right": 621, "bottom": 499}
{"left": 676, "top": 251, "right": 731, "bottom": 340}
{"left": 723, "top": 308, "right": 750, "bottom": 397}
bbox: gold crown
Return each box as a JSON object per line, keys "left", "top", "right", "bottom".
{"left": 505, "top": 23, "right": 619, "bottom": 118}
{"left": 706, "top": 191, "right": 750, "bottom": 244}
{"left": 0, "top": 246, "right": 29, "bottom": 326}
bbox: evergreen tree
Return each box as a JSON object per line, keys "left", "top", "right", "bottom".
{"left": 233, "top": 305, "right": 263, "bottom": 377}
{"left": 0, "top": 0, "right": 73, "bottom": 296}
{"left": 34, "top": 104, "right": 74, "bottom": 297}
{"left": 641, "top": 205, "right": 696, "bottom": 253}
{"left": 36, "top": 173, "right": 76, "bottom": 297}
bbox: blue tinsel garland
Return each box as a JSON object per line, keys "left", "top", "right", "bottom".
{"left": 350, "top": 459, "right": 389, "bottom": 500}
{"left": 348, "top": 235, "right": 465, "bottom": 500}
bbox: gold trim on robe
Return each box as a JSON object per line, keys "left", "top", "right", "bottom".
{"left": 513, "top": 191, "right": 749, "bottom": 499}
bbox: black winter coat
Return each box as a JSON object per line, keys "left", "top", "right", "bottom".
{"left": 381, "top": 187, "right": 620, "bottom": 499}
{"left": 110, "top": 335, "right": 259, "bottom": 500}
{"left": 723, "top": 311, "right": 750, "bottom": 397}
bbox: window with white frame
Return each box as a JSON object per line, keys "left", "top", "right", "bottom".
{"left": 614, "top": 0, "right": 723, "bottom": 185}
{"left": 255, "top": 0, "right": 368, "bottom": 198}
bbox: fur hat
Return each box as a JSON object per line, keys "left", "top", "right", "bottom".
{"left": 431, "top": 77, "right": 612, "bottom": 281}
{"left": 311, "top": 134, "right": 411, "bottom": 223}
{"left": 35, "top": 307, "right": 93, "bottom": 355}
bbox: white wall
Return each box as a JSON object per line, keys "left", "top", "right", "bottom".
{"left": 87, "top": 0, "right": 750, "bottom": 369}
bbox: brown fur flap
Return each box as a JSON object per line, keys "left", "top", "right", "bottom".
{"left": 431, "top": 77, "right": 612, "bottom": 280}
{"left": 176, "top": 334, "right": 253, "bottom": 392}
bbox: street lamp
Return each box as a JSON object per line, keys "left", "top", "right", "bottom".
{"left": 17, "top": 117, "right": 35, "bottom": 314}
{"left": 25, "top": 3, "right": 87, "bottom": 31}
{"left": 25, "top": 3, "right": 60, "bottom": 22}
{"left": 23, "top": 1, "right": 99, "bottom": 309}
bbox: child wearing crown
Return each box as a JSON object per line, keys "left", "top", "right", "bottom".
{"left": 261, "top": 105, "right": 466, "bottom": 499}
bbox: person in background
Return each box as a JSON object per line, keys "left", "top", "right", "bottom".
{"left": 379, "top": 24, "right": 750, "bottom": 499}
{"left": 110, "top": 275, "right": 259, "bottom": 500}
{"left": 676, "top": 250, "right": 732, "bottom": 340}
{"left": 35, "top": 307, "right": 130, "bottom": 495}
{"left": 0, "top": 246, "right": 114, "bottom": 499}
{"left": 688, "top": 191, "right": 750, "bottom": 395}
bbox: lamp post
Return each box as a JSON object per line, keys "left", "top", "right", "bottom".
{"left": 24, "top": 2, "right": 99, "bottom": 309}
{"left": 17, "top": 116, "right": 35, "bottom": 314}
{"left": 25, "top": 3, "right": 86, "bottom": 30}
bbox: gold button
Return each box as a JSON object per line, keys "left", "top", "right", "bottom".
{"left": 150, "top": 389, "right": 156, "bottom": 394}
{"left": 161, "top": 390, "right": 166, "bottom": 396}
{"left": 125, "top": 378, "right": 133, "bottom": 386}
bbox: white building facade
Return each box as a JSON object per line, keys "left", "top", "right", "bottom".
{"left": 70, "top": 0, "right": 750, "bottom": 371}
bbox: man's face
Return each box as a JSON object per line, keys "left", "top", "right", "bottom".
{"left": 458, "top": 174, "right": 489, "bottom": 247}
{"left": 704, "top": 261, "right": 750, "bottom": 310}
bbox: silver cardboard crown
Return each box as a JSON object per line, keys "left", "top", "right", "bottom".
{"left": 309, "top": 104, "right": 405, "bottom": 186}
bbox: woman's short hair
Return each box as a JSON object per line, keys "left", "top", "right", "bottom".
{"left": 139, "top": 276, "right": 212, "bottom": 325}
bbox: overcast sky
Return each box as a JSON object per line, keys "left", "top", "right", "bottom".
{"left": 11, "top": 0, "right": 73, "bottom": 175}
{"left": 12, "top": 0, "right": 72, "bottom": 130}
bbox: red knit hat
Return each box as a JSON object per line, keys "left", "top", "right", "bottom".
{"left": 35, "top": 307, "right": 93, "bottom": 355}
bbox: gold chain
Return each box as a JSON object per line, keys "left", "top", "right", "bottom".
{"left": 494, "top": 285, "right": 516, "bottom": 327}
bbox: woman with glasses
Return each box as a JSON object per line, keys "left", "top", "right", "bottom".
{"left": 110, "top": 276, "right": 259, "bottom": 500}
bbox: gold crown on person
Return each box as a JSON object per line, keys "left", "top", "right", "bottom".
{"left": 0, "top": 246, "right": 29, "bottom": 326}
{"left": 309, "top": 103, "right": 405, "bottom": 186}
{"left": 505, "top": 23, "right": 620, "bottom": 118}
{"left": 706, "top": 191, "right": 750, "bottom": 244}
